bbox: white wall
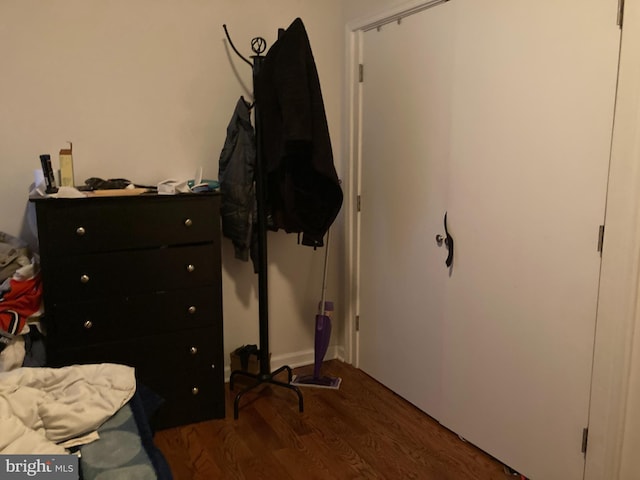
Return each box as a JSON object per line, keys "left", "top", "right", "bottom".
{"left": 0, "top": 0, "right": 345, "bottom": 371}
{"left": 343, "top": 0, "right": 409, "bottom": 21}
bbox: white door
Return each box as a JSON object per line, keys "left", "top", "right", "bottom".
{"left": 357, "top": 2, "right": 621, "bottom": 479}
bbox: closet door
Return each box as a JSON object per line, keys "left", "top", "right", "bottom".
{"left": 439, "top": 2, "right": 620, "bottom": 479}
{"left": 357, "top": 1, "right": 621, "bottom": 479}
{"left": 358, "top": 4, "right": 455, "bottom": 419}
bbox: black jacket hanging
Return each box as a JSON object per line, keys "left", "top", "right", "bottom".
{"left": 255, "top": 17, "right": 343, "bottom": 247}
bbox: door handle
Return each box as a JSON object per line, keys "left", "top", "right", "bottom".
{"left": 435, "top": 213, "right": 454, "bottom": 267}
{"left": 443, "top": 212, "right": 454, "bottom": 268}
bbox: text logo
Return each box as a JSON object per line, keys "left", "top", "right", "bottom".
{"left": 0, "top": 456, "right": 78, "bottom": 479}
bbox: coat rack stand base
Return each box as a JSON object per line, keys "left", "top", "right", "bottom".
{"left": 229, "top": 366, "right": 304, "bottom": 420}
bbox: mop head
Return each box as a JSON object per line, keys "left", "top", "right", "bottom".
{"left": 291, "top": 374, "right": 342, "bottom": 389}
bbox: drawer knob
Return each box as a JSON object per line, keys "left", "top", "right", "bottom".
{"left": 84, "top": 320, "right": 93, "bottom": 329}
{"left": 76, "top": 227, "right": 86, "bottom": 236}
{"left": 186, "top": 264, "right": 195, "bottom": 273}
{"left": 191, "top": 387, "right": 199, "bottom": 395}
{"left": 80, "top": 274, "right": 90, "bottom": 284}
{"left": 188, "top": 306, "right": 197, "bottom": 315}
{"left": 184, "top": 218, "right": 193, "bottom": 227}
{"left": 189, "top": 346, "right": 198, "bottom": 355}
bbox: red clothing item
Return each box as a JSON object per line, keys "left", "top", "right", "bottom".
{"left": 0, "top": 273, "right": 42, "bottom": 339}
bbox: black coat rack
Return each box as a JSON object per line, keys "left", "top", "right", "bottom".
{"left": 223, "top": 24, "right": 304, "bottom": 420}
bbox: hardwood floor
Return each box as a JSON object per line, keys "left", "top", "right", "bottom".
{"left": 154, "top": 360, "right": 511, "bottom": 480}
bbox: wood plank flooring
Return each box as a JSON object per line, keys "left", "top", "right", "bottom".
{"left": 154, "top": 360, "right": 512, "bottom": 480}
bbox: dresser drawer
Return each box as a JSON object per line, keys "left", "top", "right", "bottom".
{"left": 49, "top": 327, "right": 222, "bottom": 373}
{"left": 146, "top": 370, "right": 226, "bottom": 428}
{"left": 34, "top": 194, "right": 220, "bottom": 255}
{"left": 47, "top": 244, "right": 218, "bottom": 301}
{"left": 48, "top": 287, "right": 221, "bottom": 346}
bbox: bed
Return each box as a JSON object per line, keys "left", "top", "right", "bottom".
{"left": 0, "top": 363, "right": 173, "bottom": 480}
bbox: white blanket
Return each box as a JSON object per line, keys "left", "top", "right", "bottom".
{"left": 0, "top": 363, "right": 136, "bottom": 454}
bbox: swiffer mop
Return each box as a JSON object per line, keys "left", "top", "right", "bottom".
{"left": 292, "top": 227, "right": 341, "bottom": 389}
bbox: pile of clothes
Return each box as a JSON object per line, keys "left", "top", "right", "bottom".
{"left": 0, "top": 232, "right": 44, "bottom": 371}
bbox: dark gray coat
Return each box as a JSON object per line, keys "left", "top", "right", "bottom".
{"left": 218, "top": 97, "right": 258, "bottom": 270}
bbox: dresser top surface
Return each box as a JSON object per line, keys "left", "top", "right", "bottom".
{"left": 31, "top": 191, "right": 220, "bottom": 204}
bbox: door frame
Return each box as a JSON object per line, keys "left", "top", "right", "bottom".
{"left": 342, "top": 1, "right": 640, "bottom": 478}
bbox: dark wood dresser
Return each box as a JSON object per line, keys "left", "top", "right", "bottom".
{"left": 32, "top": 193, "right": 225, "bottom": 428}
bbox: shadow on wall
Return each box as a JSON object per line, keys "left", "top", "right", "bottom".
{"left": 219, "top": 228, "right": 326, "bottom": 313}
{"left": 270, "top": 230, "right": 327, "bottom": 314}
{"left": 222, "top": 37, "right": 253, "bottom": 102}
{"left": 19, "top": 187, "right": 39, "bottom": 253}
{"left": 220, "top": 237, "right": 258, "bottom": 309}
